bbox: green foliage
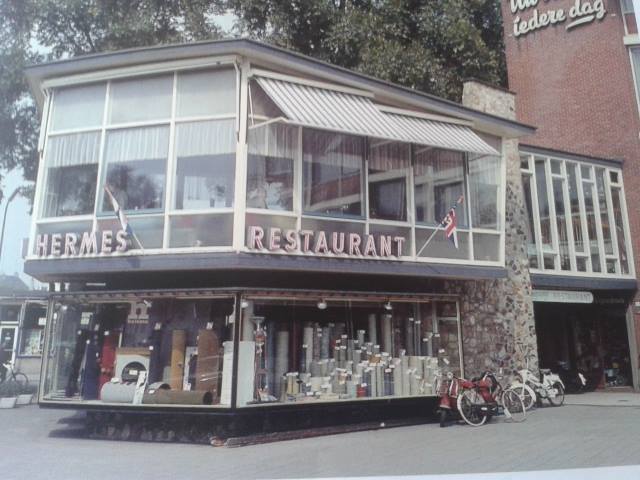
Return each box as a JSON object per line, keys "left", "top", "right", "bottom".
{"left": 0, "top": 0, "right": 226, "bottom": 203}
{"left": 0, "top": 0, "right": 507, "bottom": 205}
{"left": 231, "top": 0, "right": 507, "bottom": 100}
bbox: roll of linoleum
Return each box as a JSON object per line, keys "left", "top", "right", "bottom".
{"left": 303, "top": 326, "right": 314, "bottom": 371}
{"left": 170, "top": 330, "right": 187, "bottom": 390}
{"left": 100, "top": 381, "right": 136, "bottom": 403}
{"left": 142, "top": 389, "right": 213, "bottom": 405}
{"left": 368, "top": 314, "right": 377, "bottom": 345}
{"left": 274, "top": 330, "right": 289, "bottom": 397}
{"left": 382, "top": 314, "right": 392, "bottom": 355}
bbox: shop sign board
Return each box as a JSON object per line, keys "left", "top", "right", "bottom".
{"left": 35, "top": 230, "right": 129, "bottom": 257}
{"left": 247, "top": 225, "right": 406, "bottom": 258}
{"left": 510, "top": 0, "right": 606, "bottom": 38}
{"left": 532, "top": 289, "right": 593, "bottom": 303}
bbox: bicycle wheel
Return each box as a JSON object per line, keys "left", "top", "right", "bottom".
{"left": 456, "top": 389, "right": 488, "bottom": 427}
{"left": 548, "top": 381, "right": 565, "bottom": 406}
{"left": 510, "top": 382, "right": 536, "bottom": 410}
{"left": 12, "top": 373, "right": 29, "bottom": 389}
{"left": 502, "top": 388, "right": 527, "bottom": 422}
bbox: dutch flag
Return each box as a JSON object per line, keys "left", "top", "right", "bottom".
{"left": 441, "top": 196, "right": 464, "bottom": 249}
{"left": 103, "top": 184, "right": 134, "bottom": 238}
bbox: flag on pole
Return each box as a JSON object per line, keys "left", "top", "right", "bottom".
{"left": 103, "top": 184, "right": 133, "bottom": 236}
{"left": 441, "top": 196, "right": 464, "bottom": 249}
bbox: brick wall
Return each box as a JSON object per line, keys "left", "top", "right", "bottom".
{"left": 501, "top": 0, "right": 640, "bottom": 387}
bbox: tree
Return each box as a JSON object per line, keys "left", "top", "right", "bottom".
{"left": 0, "top": 0, "right": 226, "bottom": 204}
{"left": 231, "top": 0, "right": 506, "bottom": 100}
{"left": 0, "top": 0, "right": 507, "bottom": 205}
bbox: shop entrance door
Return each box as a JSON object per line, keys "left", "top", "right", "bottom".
{"left": 534, "top": 302, "right": 633, "bottom": 389}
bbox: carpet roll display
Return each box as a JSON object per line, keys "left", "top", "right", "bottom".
{"left": 170, "top": 330, "right": 187, "bottom": 390}
{"left": 264, "top": 314, "right": 445, "bottom": 403}
{"left": 142, "top": 389, "right": 214, "bottom": 405}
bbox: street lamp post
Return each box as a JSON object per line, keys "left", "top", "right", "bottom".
{"left": 0, "top": 188, "right": 20, "bottom": 263}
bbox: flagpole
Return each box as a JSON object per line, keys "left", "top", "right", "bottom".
{"left": 130, "top": 231, "right": 145, "bottom": 253}
{"left": 416, "top": 196, "right": 464, "bottom": 257}
{"left": 416, "top": 225, "right": 442, "bottom": 257}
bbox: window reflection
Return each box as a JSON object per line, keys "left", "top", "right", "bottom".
{"left": 303, "top": 130, "right": 364, "bottom": 217}
{"left": 101, "top": 126, "right": 169, "bottom": 212}
{"left": 247, "top": 123, "right": 297, "bottom": 211}
{"left": 414, "top": 148, "right": 467, "bottom": 227}
{"left": 174, "top": 120, "right": 236, "bottom": 210}
{"left": 368, "top": 141, "right": 409, "bottom": 222}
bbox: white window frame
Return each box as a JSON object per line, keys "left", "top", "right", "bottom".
{"left": 520, "top": 150, "right": 635, "bottom": 279}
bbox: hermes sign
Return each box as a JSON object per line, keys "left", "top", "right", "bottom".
{"left": 247, "top": 226, "right": 406, "bottom": 258}
{"left": 510, "top": 0, "right": 606, "bottom": 38}
{"left": 36, "top": 230, "right": 129, "bottom": 257}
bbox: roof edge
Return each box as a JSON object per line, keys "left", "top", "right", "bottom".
{"left": 25, "top": 38, "right": 534, "bottom": 138}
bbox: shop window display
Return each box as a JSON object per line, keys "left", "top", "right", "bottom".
{"left": 238, "top": 296, "right": 461, "bottom": 406}
{"left": 42, "top": 296, "right": 235, "bottom": 407}
{"left": 19, "top": 304, "right": 47, "bottom": 356}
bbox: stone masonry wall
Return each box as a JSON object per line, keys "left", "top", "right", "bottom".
{"left": 446, "top": 81, "right": 539, "bottom": 379}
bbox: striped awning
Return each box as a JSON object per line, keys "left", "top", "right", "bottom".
{"left": 254, "top": 76, "right": 498, "bottom": 156}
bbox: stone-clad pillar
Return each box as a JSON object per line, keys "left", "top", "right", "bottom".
{"left": 447, "top": 80, "right": 539, "bottom": 378}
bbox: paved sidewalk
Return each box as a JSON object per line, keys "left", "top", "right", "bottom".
{"left": 1, "top": 402, "right": 639, "bottom": 480}
{"left": 564, "top": 391, "right": 640, "bottom": 407}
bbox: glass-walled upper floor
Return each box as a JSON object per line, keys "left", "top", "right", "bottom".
{"left": 521, "top": 151, "right": 634, "bottom": 277}
{"left": 31, "top": 58, "right": 505, "bottom": 266}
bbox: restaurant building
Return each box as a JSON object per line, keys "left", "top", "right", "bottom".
{"left": 502, "top": 0, "right": 640, "bottom": 389}
{"left": 22, "top": 37, "right": 635, "bottom": 436}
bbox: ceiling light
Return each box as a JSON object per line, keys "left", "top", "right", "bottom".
{"left": 384, "top": 301, "right": 393, "bottom": 311}
{"left": 317, "top": 299, "right": 327, "bottom": 310}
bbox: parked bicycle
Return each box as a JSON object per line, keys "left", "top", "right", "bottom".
{"left": 456, "top": 371, "right": 526, "bottom": 426}
{"left": 438, "top": 370, "right": 526, "bottom": 427}
{"left": 511, "top": 344, "right": 565, "bottom": 409}
{"left": 0, "top": 361, "right": 29, "bottom": 388}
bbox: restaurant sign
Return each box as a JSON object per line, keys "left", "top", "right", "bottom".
{"left": 531, "top": 289, "right": 594, "bottom": 304}
{"left": 247, "top": 226, "right": 406, "bottom": 258}
{"left": 510, "top": 0, "right": 606, "bottom": 38}
{"left": 36, "top": 230, "right": 129, "bottom": 257}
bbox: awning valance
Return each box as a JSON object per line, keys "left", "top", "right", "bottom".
{"left": 254, "top": 76, "right": 498, "bottom": 156}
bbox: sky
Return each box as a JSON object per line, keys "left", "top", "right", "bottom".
{"left": 0, "top": 169, "right": 34, "bottom": 286}
{"left": 0, "top": 13, "right": 238, "bottom": 289}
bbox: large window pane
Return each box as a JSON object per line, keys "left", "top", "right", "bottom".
{"left": 468, "top": 154, "right": 501, "bottom": 230}
{"left": 415, "top": 228, "right": 470, "bottom": 260}
{"left": 247, "top": 123, "right": 298, "bottom": 211}
{"left": 98, "top": 216, "right": 164, "bottom": 249}
{"left": 414, "top": 148, "right": 467, "bottom": 227}
{"left": 108, "top": 75, "right": 172, "bottom": 124}
{"left": 173, "top": 120, "right": 236, "bottom": 210}
{"left": 552, "top": 178, "right": 571, "bottom": 270}
{"left": 534, "top": 158, "right": 552, "bottom": 248}
{"left": 368, "top": 141, "right": 410, "bottom": 222}
{"left": 169, "top": 213, "right": 233, "bottom": 248}
{"left": 473, "top": 232, "right": 500, "bottom": 262}
{"left": 302, "top": 130, "right": 364, "bottom": 217}
{"left": 595, "top": 168, "right": 613, "bottom": 255}
{"left": 176, "top": 69, "right": 236, "bottom": 118}
{"left": 238, "top": 297, "right": 458, "bottom": 406}
{"left": 101, "top": 126, "right": 169, "bottom": 213}
{"left": 612, "top": 188, "right": 630, "bottom": 274}
{"left": 521, "top": 174, "right": 539, "bottom": 269}
{"left": 51, "top": 83, "right": 105, "bottom": 131}
{"left": 42, "top": 297, "right": 235, "bottom": 408}
{"left": 582, "top": 180, "right": 601, "bottom": 272}
{"left": 42, "top": 132, "right": 101, "bottom": 217}
{"left": 20, "top": 304, "right": 47, "bottom": 356}
{"left": 566, "top": 163, "right": 585, "bottom": 254}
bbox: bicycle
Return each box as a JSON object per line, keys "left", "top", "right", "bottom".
{"left": 456, "top": 371, "right": 527, "bottom": 426}
{"left": 512, "top": 343, "right": 564, "bottom": 409}
{"left": 0, "top": 361, "right": 29, "bottom": 388}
